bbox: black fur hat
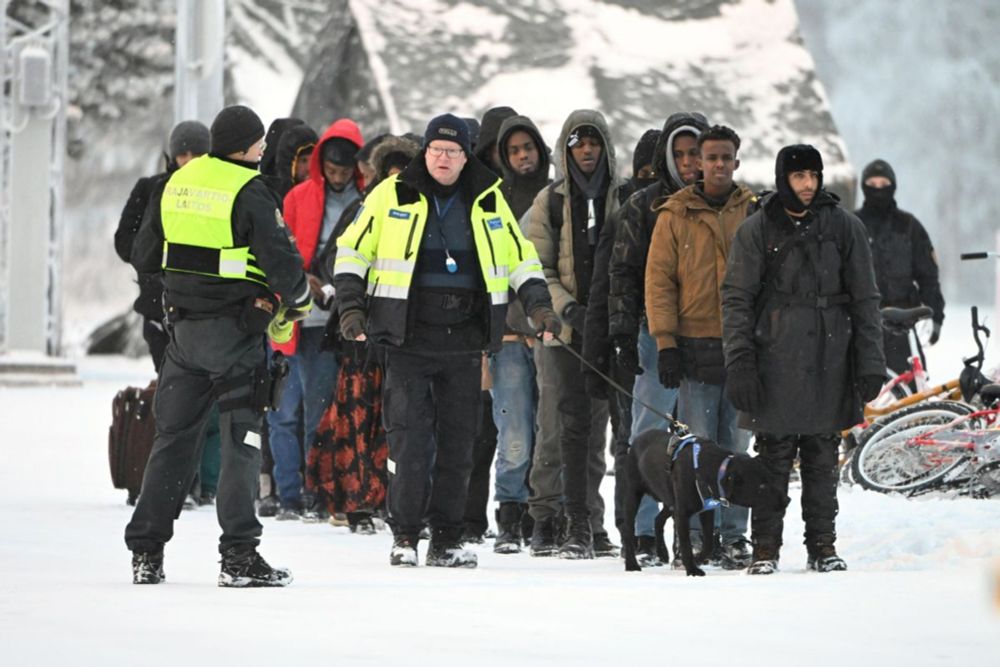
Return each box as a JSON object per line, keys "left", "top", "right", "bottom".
{"left": 775, "top": 144, "right": 823, "bottom": 213}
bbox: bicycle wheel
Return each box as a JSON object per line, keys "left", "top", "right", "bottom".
{"left": 852, "top": 401, "right": 974, "bottom": 494}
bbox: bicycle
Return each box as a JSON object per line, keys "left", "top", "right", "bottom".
{"left": 850, "top": 307, "right": 998, "bottom": 495}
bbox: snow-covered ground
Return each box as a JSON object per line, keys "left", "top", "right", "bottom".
{"left": 3, "top": 325, "right": 1000, "bottom": 665}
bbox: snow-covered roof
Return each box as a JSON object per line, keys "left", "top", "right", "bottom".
{"left": 286, "top": 0, "right": 853, "bottom": 195}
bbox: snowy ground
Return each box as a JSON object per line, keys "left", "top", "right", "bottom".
{"left": 3, "top": 335, "right": 1000, "bottom": 665}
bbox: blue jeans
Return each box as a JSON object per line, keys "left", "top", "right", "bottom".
{"left": 678, "top": 378, "right": 751, "bottom": 545}
{"left": 629, "top": 323, "right": 678, "bottom": 537}
{"left": 489, "top": 340, "right": 536, "bottom": 504}
{"left": 267, "top": 326, "right": 339, "bottom": 506}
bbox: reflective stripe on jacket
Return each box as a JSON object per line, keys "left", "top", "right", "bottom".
{"left": 160, "top": 155, "right": 267, "bottom": 286}
{"left": 334, "top": 173, "right": 544, "bottom": 348}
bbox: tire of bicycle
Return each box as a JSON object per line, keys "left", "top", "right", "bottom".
{"left": 851, "top": 401, "right": 975, "bottom": 494}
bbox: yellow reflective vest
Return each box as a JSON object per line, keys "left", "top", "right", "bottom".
{"left": 334, "top": 173, "right": 544, "bottom": 348}
{"left": 160, "top": 155, "right": 268, "bottom": 286}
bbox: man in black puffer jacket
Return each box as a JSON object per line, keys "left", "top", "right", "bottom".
{"left": 854, "top": 158, "right": 945, "bottom": 374}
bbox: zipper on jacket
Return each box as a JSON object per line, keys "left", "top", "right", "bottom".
{"left": 353, "top": 215, "right": 375, "bottom": 251}
{"left": 506, "top": 223, "right": 524, "bottom": 262}
{"left": 404, "top": 214, "right": 420, "bottom": 259}
{"left": 480, "top": 218, "right": 497, "bottom": 268}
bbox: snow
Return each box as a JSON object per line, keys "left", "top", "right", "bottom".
{"left": 2, "top": 328, "right": 1000, "bottom": 664}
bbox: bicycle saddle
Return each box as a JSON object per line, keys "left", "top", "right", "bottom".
{"left": 980, "top": 383, "right": 1000, "bottom": 408}
{"left": 881, "top": 306, "right": 934, "bottom": 333}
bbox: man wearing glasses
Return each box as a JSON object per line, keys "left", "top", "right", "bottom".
{"left": 333, "top": 113, "right": 560, "bottom": 568}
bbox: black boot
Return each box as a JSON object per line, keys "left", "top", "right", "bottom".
{"left": 529, "top": 515, "right": 559, "bottom": 557}
{"left": 132, "top": 549, "right": 165, "bottom": 584}
{"left": 807, "top": 538, "right": 847, "bottom": 573}
{"left": 427, "top": 529, "right": 478, "bottom": 568}
{"left": 390, "top": 533, "right": 419, "bottom": 567}
{"left": 592, "top": 532, "right": 620, "bottom": 559}
{"left": 558, "top": 512, "right": 593, "bottom": 560}
{"left": 494, "top": 502, "right": 523, "bottom": 554}
{"left": 747, "top": 538, "right": 781, "bottom": 576}
{"left": 218, "top": 544, "right": 292, "bottom": 587}
{"left": 635, "top": 535, "right": 663, "bottom": 567}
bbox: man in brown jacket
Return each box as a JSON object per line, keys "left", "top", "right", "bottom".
{"left": 644, "top": 125, "right": 756, "bottom": 569}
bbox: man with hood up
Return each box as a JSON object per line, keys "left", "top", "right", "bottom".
{"left": 269, "top": 118, "right": 365, "bottom": 520}
{"left": 854, "top": 158, "right": 945, "bottom": 374}
{"left": 523, "top": 109, "right": 623, "bottom": 560}
{"left": 475, "top": 106, "right": 518, "bottom": 175}
{"left": 604, "top": 111, "right": 709, "bottom": 563}
{"left": 722, "top": 144, "right": 885, "bottom": 575}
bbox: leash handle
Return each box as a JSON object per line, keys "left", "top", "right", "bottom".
{"left": 550, "top": 332, "right": 689, "bottom": 436}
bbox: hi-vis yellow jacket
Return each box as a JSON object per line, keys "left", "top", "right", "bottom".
{"left": 333, "top": 162, "right": 549, "bottom": 349}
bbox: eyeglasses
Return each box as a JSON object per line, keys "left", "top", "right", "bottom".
{"left": 427, "top": 146, "right": 464, "bottom": 159}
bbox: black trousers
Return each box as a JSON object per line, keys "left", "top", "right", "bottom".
{"left": 463, "top": 391, "right": 498, "bottom": 535}
{"left": 751, "top": 432, "right": 840, "bottom": 549}
{"left": 382, "top": 348, "right": 482, "bottom": 539}
{"left": 125, "top": 317, "right": 265, "bottom": 554}
{"left": 142, "top": 316, "right": 170, "bottom": 373}
{"left": 607, "top": 362, "right": 633, "bottom": 536}
{"left": 883, "top": 330, "right": 912, "bottom": 377}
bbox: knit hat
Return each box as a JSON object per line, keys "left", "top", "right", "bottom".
{"left": 168, "top": 120, "right": 210, "bottom": 159}
{"left": 424, "top": 113, "right": 472, "bottom": 155}
{"left": 210, "top": 105, "right": 265, "bottom": 156}
{"left": 632, "top": 128, "right": 661, "bottom": 175}
{"left": 775, "top": 144, "right": 823, "bottom": 213}
{"left": 861, "top": 158, "right": 896, "bottom": 186}
{"left": 321, "top": 137, "right": 360, "bottom": 166}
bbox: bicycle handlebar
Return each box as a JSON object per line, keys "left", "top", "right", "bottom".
{"left": 961, "top": 251, "right": 1000, "bottom": 260}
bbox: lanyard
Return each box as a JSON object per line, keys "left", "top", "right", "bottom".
{"left": 433, "top": 193, "right": 460, "bottom": 273}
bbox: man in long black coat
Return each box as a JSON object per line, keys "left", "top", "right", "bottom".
{"left": 721, "top": 145, "right": 885, "bottom": 575}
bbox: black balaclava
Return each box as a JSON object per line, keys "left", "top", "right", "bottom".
{"left": 861, "top": 158, "right": 897, "bottom": 215}
{"left": 775, "top": 144, "right": 823, "bottom": 214}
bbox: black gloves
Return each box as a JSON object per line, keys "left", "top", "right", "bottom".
{"left": 530, "top": 305, "right": 563, "bottom": 337}
{"left": 725, "top": 362, "right": 764, "bottom": 413}
{"left": 339, "top": 309, "right": 366, "bottom": 341}
{"left": 657, "top": 348, "right": 682, "bottom": 389}
{"left": 857, "top": 374, "right": 886, "bottom": 404}
{"left": 562, "top": 302, "right": 587, "bottom": 332}
{"left": 583, "top": 370, "right": 608, "bottom": 400}
{"left": 929, "top": 321, "right": 942, "bottom": 346}
{"left": 613, "top": 335, "right": 642, "bottom": 376}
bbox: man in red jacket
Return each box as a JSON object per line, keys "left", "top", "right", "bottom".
{"left": 269, "top": 118, "right": 365, "bottom": 520}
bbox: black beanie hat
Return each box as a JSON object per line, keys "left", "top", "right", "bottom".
{"left": 168, "top": 120, "right": 210, "bottom": 159}
{"left": 632, "top": 129, "right": 661, "bottom": 175}
{"left": 862, "top": 158, "right": 896, "bottom": 187}
{"left": 424, "top": 113, "right": 472, "bottom": 155}
{"left": 321, "top": 137, "right": 360, "bottom": 166}
{"left": 775, "top": 144, "right": 824, "bottom": 213}
{"left": 210, "top": 105, "right": 265, "bottom": 156}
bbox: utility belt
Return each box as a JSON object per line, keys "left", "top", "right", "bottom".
{"left": 212, "top": 351, "right": 290, "bottom": 415}
{"left": 164, "top": 293, "right": 278, "bottom": 334}
{"left": 413, "top": 289, "right": 483, "bottom": 327}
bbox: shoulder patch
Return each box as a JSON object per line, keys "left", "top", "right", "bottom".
{"left": 487, "top": 216, "right": 503, "bottom": 230}
{"left": 388, "top": 208, "right": 411, "bottom": 220}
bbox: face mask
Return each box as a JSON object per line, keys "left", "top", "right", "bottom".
{"left": 862, "top": 184, "right": 896, "bottom": 213}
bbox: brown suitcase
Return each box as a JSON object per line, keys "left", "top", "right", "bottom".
{"left": 108, "top": 380, "right": 158, "bottom": 504}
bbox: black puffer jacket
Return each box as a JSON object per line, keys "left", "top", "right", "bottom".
{"left": 607, "top": 111, "right": 709, "bottom": 343}
{"left": 721, "top": 191, "right": 885, "bottom": 435}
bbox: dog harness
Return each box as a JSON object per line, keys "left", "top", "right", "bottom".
{"left": 669, "top": 435, "right": 734, "bottom": 513}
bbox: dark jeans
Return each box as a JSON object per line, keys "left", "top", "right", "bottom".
{"left": 382, "top": 348, "right": 482, "bottom": 538}
{"left": 751, "top": 432, "right": 840, "bottom": 549}
{"left": 125, "top": 317, "right": 266, "bottom": 554}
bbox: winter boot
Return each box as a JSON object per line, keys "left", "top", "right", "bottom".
{"left": 558, "top": 513, "right": 594, "bottom": 560}
{"left": 300, "top": 492, "right": 327, "bottom": 523}
{"left": 635, "top": 535, "right": 663, "bottom": 567}
{"left": 460, "top": 524, "right": 485, "bottom": 545}
{"left": 592, "top": 532, "right": 620, "bottom": 559}
{"left": 529, "top": 516, "right": 559, "bottom": 557}
{"left": 218, "top": 545, "right": 292, "bottom": 587}
{"left": 132, "top": 550, "right": 165, "bottom": 585}
{"left": 348, "top": 513, "right": 377, "bottom": 535}
{"left": 427, "top": 531, "right": 478, "bottom": 568}
{"left": 746, "top": 540, "right": 780, "bottom": 576}
{"left": 807, "top": 542, "right": 848, "bottom": 573}
{"left": 671, "top": 532, "right": 704, "bottom": 570}
{"left": 494, "top": 502, "right": 523, "bottom": 554}
{"left": 274, "top": 500, "right": 301, "bottom": 521}
{"left": 390, "top": 534, "right": 419, "bottom": 567}
{"left": 720, "top": 538, "right": 753, "bottom": 570}
{"left": 257, "top": 494, "right": 280, "bottom": 518}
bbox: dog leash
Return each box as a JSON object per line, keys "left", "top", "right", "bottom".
{"left": 550, "top": 332, "right": 690, "bottom": 437}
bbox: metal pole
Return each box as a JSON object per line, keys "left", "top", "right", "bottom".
{"left": 174, "top": 0, "right": 225, "bottom": 127}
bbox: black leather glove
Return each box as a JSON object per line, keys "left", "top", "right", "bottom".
{"left": 562, "top": 302, "right": 587, "bottom": 332}
{"left": 339, "top": 309, "right": 366, "bottom": 341}
{"left": 583, "top": 370, "right": 608, "bottom": 400}
{"left": 857, "top": 374, "right": 886, "bottom": 404}
{"left": 613, "top": 335, "right": 642, "bottom": 376}
{"left": 929, "top": 321, "right": 942, "bottom": 346}
{"left": 725, "top": 362, "right": 764, "bottom": 413}
{"left": 529, "top": 305, "right": 562, "bottom": 337}
{"left": 657, "top": 348, "right": 682, "bottom": 389}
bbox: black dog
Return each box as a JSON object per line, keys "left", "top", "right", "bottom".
{"left": 622, "top": 428, "right": 788, "bottom": 576}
